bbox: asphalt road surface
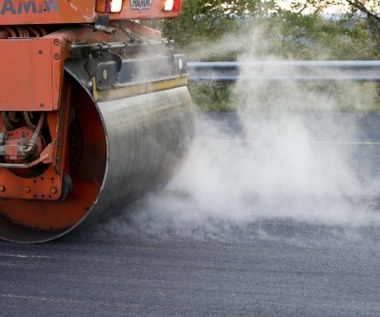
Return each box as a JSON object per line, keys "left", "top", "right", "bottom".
{"left": 1, "top": 112, "right": 380, "bottom": 317}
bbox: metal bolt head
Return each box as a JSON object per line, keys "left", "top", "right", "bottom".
{"left": 102, "top": 69, "right": 108, "bottom": 80}
{"left": 50, "top": 187, "right": 58, "bottom": 194}
{"left": 25, "top": 186, "right": 31, "bottom": 193}
{"left": 0, "top": 185, "right": 5, "bottom": 192}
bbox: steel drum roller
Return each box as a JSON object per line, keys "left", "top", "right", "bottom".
{"left": 0, "top": 0, "right": 193, "bottom": 244}
{"left": 0, "top": 79, "right": 194, "bottom": 243}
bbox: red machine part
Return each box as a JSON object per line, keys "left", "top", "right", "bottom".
{"left": 0, "top": 21, "right": 161, "bottom": 204}
{"left": 0, "top": 21, "right": 154, "bottom": 229}
{"left": 0, "top": 81, "right": 72, "bottom": 201}
{"left": 2, "top": 124, "right": 45, "bottom": 164}
{"left": 0, "top": 0, "right": 193, "bottom": 241}
{"left": 0, "top": 0, "right": 182, "bottom": 25}
{"left": 0, "top": 80, "right": 106, "bottom": 231}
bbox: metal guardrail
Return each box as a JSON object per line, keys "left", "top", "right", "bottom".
{"left": 187, "top": 61, "right": 380, "bottom": 82}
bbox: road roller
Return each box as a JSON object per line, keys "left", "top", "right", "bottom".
{"left": 0, "top": 0, "right": 194, "bottom": 243}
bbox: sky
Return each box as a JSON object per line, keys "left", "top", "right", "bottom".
{"left": 278, "top": 0, "right": 351, "bottom": 14}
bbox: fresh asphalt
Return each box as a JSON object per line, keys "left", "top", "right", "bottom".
{"left": 1, "top": 112, "right": 380, "bottom": 317}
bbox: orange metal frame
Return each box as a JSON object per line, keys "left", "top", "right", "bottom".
{"left": 0, "top": 24, "right": 126, "bottom": 201}
{"left": 0, "top": 38, "right": 63, "bottom": 111}
{"left": 0, "top": 0, "right": 181, "bottom": 25}
{"left": 0, "top": 82, "right": 71, "bottom": 200}
{"left": 0, "top": 0, "right": 97, "bottom": 24}
{"left": 0, "top": 0, "right": 180, "bottom": 202}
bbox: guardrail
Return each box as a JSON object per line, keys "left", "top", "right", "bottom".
{"left": 187, "top": 61, "right": 380, "bottom": 82}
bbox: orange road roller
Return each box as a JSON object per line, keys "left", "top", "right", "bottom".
{"left": 0, "top": 0, "right": 194, "bottom": 242}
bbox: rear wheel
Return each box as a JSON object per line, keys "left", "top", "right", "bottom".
{"left": 0, "top": 78, "right": 107, "bottom": 242}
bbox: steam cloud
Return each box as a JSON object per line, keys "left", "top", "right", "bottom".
{"left": 81, "top": 24, "right": 380, "bottom": 244}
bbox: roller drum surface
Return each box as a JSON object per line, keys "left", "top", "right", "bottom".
{"left": 91, "top": 86, "right": 194, "bottom": 224}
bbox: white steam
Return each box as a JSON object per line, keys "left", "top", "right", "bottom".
{"left": 82, "top": 24, "right": 380, "bottom": 243}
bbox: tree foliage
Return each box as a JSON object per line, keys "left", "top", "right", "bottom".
{"left": 161, "top": 0, "right": 380, "bottom": 110}
{"left": 162, "top": 0, "right": 380, "bottom": 60}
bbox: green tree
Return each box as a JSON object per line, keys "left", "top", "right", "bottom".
{"left": 164, "top": 0, "right": 379, "bottom": 60}
{"left": 163, "top": 0, "right": 279, "bottom": 58}
{"left": 163, "top": 0, "right": 380, "bottom": 110}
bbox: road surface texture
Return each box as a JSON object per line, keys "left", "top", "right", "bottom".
{"left": 1, "top": 112, "right": 380, "bottom": 317}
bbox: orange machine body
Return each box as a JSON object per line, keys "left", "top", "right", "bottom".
{"left": 0, "top": 0, "right": 181, "bottom": 107}
{"left": 0, "top": 0, "right": 190, "bottom": 236}
{"left": 0, "top": 0, "right": 180, "bottom": 24}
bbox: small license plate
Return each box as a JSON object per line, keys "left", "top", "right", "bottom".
{"left": 130, "top": 0, "right": 153, "bottom": 10}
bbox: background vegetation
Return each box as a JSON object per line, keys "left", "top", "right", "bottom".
{"left": 162, "top": 1, "right": 380, "bottom": 111}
